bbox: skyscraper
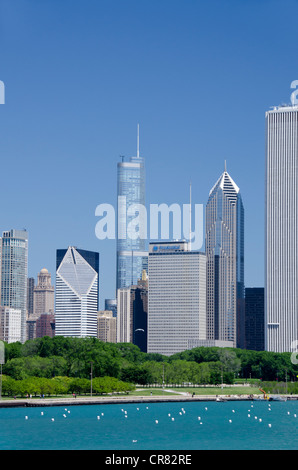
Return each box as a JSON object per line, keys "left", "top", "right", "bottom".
{"left": 55, "top": 246, "right": 99, "bottom": 337}
{"left": 33, "top": 268, "right": 55, "bottom": 317}
{"left": 116, "top": 126, "right": 147, "bottom": 290}
{"left": 0, "top": 229, "right": 28, "bottom": 343}
{"left": 205, "top": 168, "right": 244, "bottom": 348}
{"left": 245, "top": 287, "right": 264, "bottom": 351}
{"left": 265, "top": 104, "right": 298, "bottom": 352}
{"left": 147, "top": 241, "right": 206, "bottom": 356}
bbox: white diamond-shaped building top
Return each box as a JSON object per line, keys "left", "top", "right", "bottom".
{"left": 209, "top": 170, "right": 240, "bottom": 197}
{"left": 57, "top": 247, "right": 97, "bottom": 297}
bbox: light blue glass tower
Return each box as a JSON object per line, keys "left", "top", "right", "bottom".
{"left": 116, "top": 126, "right": 147, "bottom": 290}
{"left": 205, "top": 166, "right": 245, "bottom": 348}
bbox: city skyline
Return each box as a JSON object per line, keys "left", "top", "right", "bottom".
{"left": 2, "top": 1, "right": 297, "bottom": 306}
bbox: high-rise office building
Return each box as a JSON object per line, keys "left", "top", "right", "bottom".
{"left": 116, "top": 287, "right": 132, "bottom": 343}
{"left": 27, "top": 277, "right": 35, "bottom": 317}
{"left": 131, "top": 271, "right": 148, "bottom": 353}
{"left": 33, "top": 268, "right": 55, "bottom": 317}
{"left": 205, "top": 168, "right": 244, "bottom": 348}
{"left": 116, "top": 126, "right": 147, "bottom": 289}
{"left": 0, "top": 229, "right": 28, "bottom": 343}
{"left": 55, "top": 246, "right": 99, "bottom": 337}
{"left": 265, "top": 104, "right": 298, "bottom": 352}
{"left": 147, "top": 241, "right": 206, "bottom": 356}
{"left": 245, "top": 287, "right": 264, "bottom": 351}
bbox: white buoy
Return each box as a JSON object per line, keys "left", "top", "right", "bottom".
{"left": 97, "top": 416, "right": 100, "bottom": 420}
{"left": 248, "top": 414, "right": 251, "bottom": 417}
{"left": 171, "top": 417, "right": 175, "bottom": 421}
{"left": 41, "top": 412, "right": 44, "bottom": 416}
{"left": 63, "top": 414, "right": 67, "bottom": 418}
{"left": 198, "top": 416, "right": 201, "bottom": 420}
{"left": 229, "top": 419, "right": 232, "bottom": 423}
{"left": 259, "top": 418, "right": 262, "bottom": 422}
{"left": 232, "top": 410, "right": 235, "bottom": 413}
{"left": 25, "top": 416, "right": 28, "bottom": 420}
{"left": 268, "top": 424, "right": 272, "bottom": 428}
{"left": 294, "top": 414, "right": 297, "bottom": 418}
{"left": 51, "top": 418, "right": 54, "bottom": 421}
{"left": 155, "top": 420, "right": 158, "bottom": 424}
{"left": 205, "top": 407, "right": 208, "bottom": 410}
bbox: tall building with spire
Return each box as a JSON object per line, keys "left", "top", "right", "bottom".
{"left": 116, "top": 125, "right": 147, "bottom": 290}
{"left": 205, "top": 166, "right": 244, "bottom": 348}
{"left": 265, "top": 104, "right": 298, "bottom": 352}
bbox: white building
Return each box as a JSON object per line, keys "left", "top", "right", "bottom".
{"left": 147, "top": 241, "right": 206, "bottom": 356}
{"left": 116, "top": 287, "right": 132, "bottom": 343}
{"left": 265, "top": 104, "right": 298, "bottom": 352}
{"left": 55, "top": 246, "right": 99, "bottom": 338}
{"left": 0, "top": 306, "right": 22, "bottom": 343}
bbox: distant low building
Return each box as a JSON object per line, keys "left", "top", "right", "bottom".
{"left": 36, "top": 312, "right": 55, "bottom": 338}
{"left": 0, "top": 306, "right": 22, "bottom": 343}
{"left": 97, "top": 311, "right": 116, "bottom": 343}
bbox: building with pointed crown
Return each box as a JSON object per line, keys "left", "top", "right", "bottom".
{"left": 55, "top": 246, "right": 99, "bottom": 337}
{"left": 205, "top": 166, "right": 244, "bottom": 348}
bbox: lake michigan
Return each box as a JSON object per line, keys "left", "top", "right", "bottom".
{"left": 0, "top": 400, "right": 297, "bottom": 450}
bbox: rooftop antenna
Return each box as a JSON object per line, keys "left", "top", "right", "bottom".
{"left": 189, "top": 180, "right": 192, "bottom": 251}
{"left": 137, "top": 123, "right": 140, "bottom": 158}
{"left": 224, "top": 160, "right": 227, "bottom": 172}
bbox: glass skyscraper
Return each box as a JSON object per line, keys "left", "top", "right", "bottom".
{"left": 205, "top": 168, "right": 244, "bottom": 348}
{"left": 55, "top": 246, "right": 99, "bottom": 337}
{"left": 116, "top": 135, "right": 147, "bottom": 290}
{"left": 265, "top": 104, "right": 298, "bottom": 352}
{"left": 0, "top": 229, "right": 28, "bottom": 343}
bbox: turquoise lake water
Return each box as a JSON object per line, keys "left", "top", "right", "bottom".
{"left": 0, "top": 400, "right": 297, "bottom": 450}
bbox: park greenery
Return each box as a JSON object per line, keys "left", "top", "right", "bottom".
{"left": 0, "top": 336, "right": 297, "bottom": 397}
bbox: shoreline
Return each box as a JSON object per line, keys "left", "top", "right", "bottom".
{"left": 0, "top": 394, "right": 297, "bottom": 408}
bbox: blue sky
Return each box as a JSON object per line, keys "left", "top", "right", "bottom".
{"left": 0, "top": 0, "right": 298, "bottom": 306}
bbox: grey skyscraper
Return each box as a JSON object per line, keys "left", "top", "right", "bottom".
{"left": 116, "top": 126, "right": 147, "bottom": 290}
{"left": 147, "top": 241, "right": 206, "bottom": 356}
{"left": 0, "top": 229, "right": 28, "bottom": 343}
{"left": 265, "top": 104, "right": 298, "bottom": 352}
{"left": 205, "top": 168, "right": 244, "bottom": 348}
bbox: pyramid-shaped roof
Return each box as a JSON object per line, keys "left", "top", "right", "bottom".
{"left": 57, "top": 247, "right": 97, "bottom": 298}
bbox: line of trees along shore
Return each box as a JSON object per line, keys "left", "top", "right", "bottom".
{"left": 1, "top": 336, "right": 297, "bottom": 391}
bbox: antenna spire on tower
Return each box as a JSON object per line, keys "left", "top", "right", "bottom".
{"left": 137, "top": 123, "right": 140, "bottom": 158}
{"left": 189, "top": 179, "right": 192, "bottom": 251}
